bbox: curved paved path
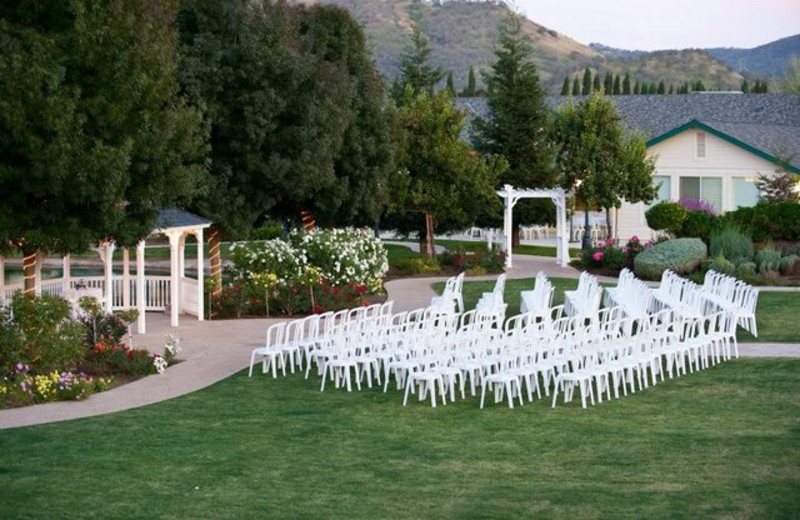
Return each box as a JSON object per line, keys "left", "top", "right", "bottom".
{"left": 1, "top": 254, "right": 798, "bottom": 430}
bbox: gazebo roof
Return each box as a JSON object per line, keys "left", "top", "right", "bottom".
{"left": 152, "top": 208, "right": 212, "bottom": 233}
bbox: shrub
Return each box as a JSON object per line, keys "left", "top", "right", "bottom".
{"left": 779, "top": 254, "right": 800, "bottom": 275}
{"left": 392, "top": 257, "right": 440, "bottom": 276}
{"left": 645, "top": 201, "right": 686, "bottom": 235}
{"left": 709, "top": 227, "right": 754, "bottom": 262}
{"left": 735, "top": 262, "right": 757, "bottom": 278}
{"left": 755, "top": 247, "right": 781, "bottom": 274}
{"left": 0, "top": 363, "right": 109, "bottom": 408}
{"left": 679, "top": 198, "right": 716, "bottom": 215}
{"left": 0, "top": 294, "right": 85, "bottom": 375}
{"left": 633, "top": 238, "right": 708, "bottom": 280}
{"left": 228, "top": 239, "right": 306, "bottom": 286}
{"left": 723, "top": 202, "right": 800, "bottom": 243}
{"left": 709, "top": 254, "right": 735, "bottom": 276}
{"left": 438, "top": 246, "right": 505, "bottom": 273}
{"left": 679, "top": 210, "right": 721, "bottom": 244}
{"left": 582, "top": 236, "right": 651, "bottom": 273}
{"left": 250, "top": 222, "right": 283, "bottom": 240}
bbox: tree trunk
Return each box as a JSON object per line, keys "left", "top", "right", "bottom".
{"left": 22, "top": 249, "right": 38, "bottom": 295}
{"left": 423, "top": 213, "right": 436, "bottom": 258}
{"left": 512, "top": 224, "right": 521, "bottom": 249}
{"left": 207, "top": 226, "right": 223, "bottom": 291}
{"left": 605, "top": 207, "right": 613, "bottom": 239}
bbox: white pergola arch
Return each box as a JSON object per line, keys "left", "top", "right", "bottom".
{"left": 496, "top": 184, "right": 569, "bottom": 268}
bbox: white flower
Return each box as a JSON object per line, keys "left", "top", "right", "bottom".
{"left": 153, "top": 355, "right": 168, "bottom": 374}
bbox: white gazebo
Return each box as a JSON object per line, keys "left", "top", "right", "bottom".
{"left": 0, "top": 209, "right": 212, "bottom": 334}
{"left": 496, "top": 184, "right": 569, "bottom": 268}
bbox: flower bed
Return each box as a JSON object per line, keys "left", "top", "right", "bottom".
{"left": 213, "top": 228, "right": 388, "bottom": 318}
{"left": 579, "top": 236, "right": 651, "bottom": 276}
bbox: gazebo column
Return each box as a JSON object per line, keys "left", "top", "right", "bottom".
{"left": 195, "top": 229, "right": 205, "bottom": 321}
{"left": 34, "top": 251, "right": 44, "bottom": 296}
{"left": 62, "top": 254, "right": 71, "bottom": 292}
{"left": 501, "top": 184, "right": 518, "bottom": 269}
{"left": 136, "top": 240, "right": 146, "bottom": 334}
{"left": 122, "top": 248, "right": 131, "bottom": 308}
{"left": 167, "top": 231, "right": 181, "bottom": 327}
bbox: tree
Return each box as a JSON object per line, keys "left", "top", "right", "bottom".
{"left": 756, "top": 158, "right": 800, "bottom": 203}
{"left": 446, "top": 72, "right": 456, "bottom": 95}
{"left": 394, "top": 88, "right": 505, "bottom": 256}
{"left": 391, "top": 25, "right": 443, "bottom": 103}
{"left": 582, "top": 67, "right": 592, "bottom": 95}
{"left": 603, "top": 71, "right": 613, "bottom": 94}
{"left": 472, "top": 11, "right": 557, "bottom": 246}
{"left": 552, "top": 93, "right": 657, "bottom": 244}
{"left": 657, "top": 80, "right": 666, "bottom": 94}
{"left": 572, "top": 76, "right": 581, "bottom": 96}
{"left": 668, "top": 84, "right": 674, "bottom": 94}
{"left": 780, "top": 56, "right": 800, "bottom": 93}
{"left": 649, "top": 83, "right": 658, "bottom": 94}
{"left": 560, "top": 76, "right": 570, "bottom": 95}
{"left": 622, "top": 73, "right": 631, "bottom": 95}
{"left": 633, "top": 81, "right": 640, "bottom": 95}
{"left": 613, "top": 75, "right": 621, "bottom": 95}
{"left": 462, "top": 65, "right": 477, "bottom": 96}
{"left": 0, "top": 0, "right": 207, "bottom": 292}
{"left": 593, "top": 73, "right": 602, "bottom": 93}
{"left": 741, "top": 79, "right": 750, "bottom": 93}
{"left": 694, "top": 80, "right": 706, "bottom": 92}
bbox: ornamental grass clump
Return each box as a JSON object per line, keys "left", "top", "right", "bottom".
{"left": 710, "top": 227, "right": 754, "bottom": 263}
{"left": 634, "top": 238, "right": 707, "bottom": 280}
{"left": 755, "top": 247, "right": 781, "bottom": 274}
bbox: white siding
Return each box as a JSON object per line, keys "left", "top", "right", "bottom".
{"left": 617, "top": 128, "right": 779, "bottom": 241}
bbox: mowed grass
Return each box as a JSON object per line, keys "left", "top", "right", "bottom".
{"left": 391, "top": 238, "right": 581, "bottom": 258}
{"left": 385, "top": 244, "right": 421, "bottom": 267}
{"left": 0, "top": 360, "right": 798, "bottom": 520}
{"left": 435, "top": 277, "right": 800, "bottom": 343}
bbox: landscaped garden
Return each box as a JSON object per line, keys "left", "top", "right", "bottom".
{"left": 0, "top": 359, "right": 798, "bottom": 519}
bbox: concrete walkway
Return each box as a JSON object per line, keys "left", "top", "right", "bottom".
{"left": 1, "top": 254, "right": 798, "bottom": 430}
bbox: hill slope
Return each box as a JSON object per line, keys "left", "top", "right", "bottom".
{"left": 293, "top": 0, "right": 743, "bottom": 93}
{"left": 706, "top": 34, "right": 800, "bottom": 77}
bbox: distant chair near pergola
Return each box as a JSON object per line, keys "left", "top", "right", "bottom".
{"left": 0, "top": 209, "right": 212, "bottom": 334}
{"left": 496, "top": 184, "right": 569, "bottom": 269}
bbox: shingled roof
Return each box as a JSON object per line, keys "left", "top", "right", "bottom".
{"left": 153, "top": 208, "right": 212, "bottom": 231}
{"left": 456, "top": 94, "right": 800, "bottom": 172}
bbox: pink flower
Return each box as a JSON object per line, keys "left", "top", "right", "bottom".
{"left": 630, "top": 236, "right": 639, "bottom": 243}
{"left": 604, "top": 238, "right": 616, "bottom": 247}
{"left": 592, "top": 252, "right": 604, "bottom": 263}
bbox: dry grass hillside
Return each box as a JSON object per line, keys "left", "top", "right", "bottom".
{"left": 292, "top": 0, "right": 743, "bottom": 93}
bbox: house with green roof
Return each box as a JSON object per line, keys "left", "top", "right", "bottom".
{"left": 458, "top": 93, "right": 800, "bottom": 240}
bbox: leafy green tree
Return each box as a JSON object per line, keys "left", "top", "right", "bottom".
{"left": 392, "top": 25, "right": 443, "bottom": 103}
{"left": 613, "top": 75, "right": 621, "bottom": 95}
{"left": 0, "top": 0, "right": 207, "bottom": 291}
{"left": 472, "top": 11, "right": 557, "bottom": 246}
{"left": 552, "top": 93, "right": 657, "bottom": 244}
{"left": 394, "top": 88, "right": 505, "bottom": 256}
{"left": 572, "top": 76, "right": 581, "bottom": 96}
{"left": 694, "top": 80, "right": 706, "bottom": 92}
{"left": 622, "top": 73, "right": 631, "bottom": 94}
{"left": 582, "top": 67, "right": 592, "bottom": 95}
{"left": 560, "top": 76, "right": 570, "bottom": 95}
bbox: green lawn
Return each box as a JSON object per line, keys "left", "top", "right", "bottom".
{"left": 390, "top": 238, "right": 581, "bottom": 258}
{"left": 0, "top": 360, "right": 798, "bottom": 519}
{"left": 385, "top": 244, "right": 421, "bottom": 267}
{"left": 436, "top": 278, "right": 800, "bottom": 343}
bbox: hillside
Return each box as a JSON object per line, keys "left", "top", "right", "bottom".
{"left": 293, "top": 0, "right": 743, "bottom": 93}
{"left": 706, "top": 34, "right": 800, "bottom": 78}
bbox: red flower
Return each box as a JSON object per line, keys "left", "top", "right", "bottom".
{"left": 94, "top": 342, "right": 106, "bottom": 353}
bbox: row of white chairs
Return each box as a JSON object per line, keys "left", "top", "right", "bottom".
{"left": 564, "top": 272, "right": 603, "bottom": 320}
{"left": 701, "top": 270, "right": 759, "bottom": 337}
{"left": 430, "top": 272, "right": 465, "bottom": 314}
{"left": 519, "top": 272, "right": 554, "bottom": 322}
{"left": 604, "top": 268, "right": 653, "bottom": 319}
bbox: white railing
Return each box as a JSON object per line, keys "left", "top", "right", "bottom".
{"left": 2, "top": 275, "right": 173, "bottom": 311}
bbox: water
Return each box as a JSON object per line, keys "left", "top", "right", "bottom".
{"left": 2, "top": 267, "right": 170, "bottom": 285}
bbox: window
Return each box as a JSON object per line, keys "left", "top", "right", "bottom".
{"left": 648, "top": 175, "right": 671, "bottom": 207}
{"left": 696, "top": 132, "right": 706, "bottom": 158}
{"left": 733, "top": 177, "right": 760, "bottom": 208}
{"left": 680, "top": 176, "right": 722, "bottom": 212}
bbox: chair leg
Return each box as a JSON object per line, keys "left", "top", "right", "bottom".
{"left": 248, "top": 352, "right": 256, "bottom": 377}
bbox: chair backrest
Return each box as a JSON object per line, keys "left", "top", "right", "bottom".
{"left": 493, "top": 273, "right": 507, "bottom": 295}
{"left": 266, "top": 322, "right": 287, "bottom": 347}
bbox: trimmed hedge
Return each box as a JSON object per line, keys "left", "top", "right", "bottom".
{"left": 645, "top": 201, "right": 687, "bottom": 235}
{"left": 634, "top": 238, "right": 708, "bottom": 280}
{"left": 722, "top": 202, "right": 800, "bottom": 243}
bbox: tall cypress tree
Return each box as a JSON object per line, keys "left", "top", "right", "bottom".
{"left": 741, "top": 79, "right": 750, "bottom": 93}
{"left": 668, "top": 84, "right": 674, "bottom": 94}
{"left": 603, "top": 71, "right": 613, "bottom": 93}
{"left": 613, "top": 75, "right": 621, "bottom": 95}
{"left": 472, "top": 11, "right": 556, "bottom": 245}
{"left": 461, "top": 65, "right": 477, "bottom": 96}
{"left": 648, "top": 83, "right": 658, "bottom": 94}
{"left": 560, "top": 76, "right": 570, "bottom": 95}
{"left": 657, "top": 80, "right": 665, "bottom": 94}
{"left": 622, "top": 73, "right": 631, "bottom": 94}
{"left": 593, "top": 73, "right": 601, "bottom": 93}
{"left": 446, "top": 72, "right": 456, "bottom": 95}
{"left": 633, "top": 81, "right": 640, "bottom": 95}
{"left": 582, "top": 67, "right": 592, "bottom": 95}
{"left": 392, "top": 25, "right": 443, "bottom": 103}
{"left": 572, "top": 76, "right": 581, "bottom": 96}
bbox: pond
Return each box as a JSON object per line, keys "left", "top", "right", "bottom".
{"left": 3, "top": 267, "right": 170, "bottom": 285}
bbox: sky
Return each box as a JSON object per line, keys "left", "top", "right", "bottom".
{"left": 513, "top": 0, "right": 800, "bottom": 50}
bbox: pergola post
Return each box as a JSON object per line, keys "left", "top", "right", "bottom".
{"left": 34, "top": 251, "right": 44, "bottom": 296}
{"left": 122, "top": 248, "right": 131, "bottom": 308}
{"left": 167, "top": 231, "right": 181, "bottom": 327}
{"left": 62, "top": 254, "right": 71, "bottom": 292}
{"left": 102, "top": 242, "right": 115, "bottom": 313}
{"left": 0, "top": 255, "right": 5, "bottom": 301}
{"left": 195, "top": 229, "right": 204, "bottom": 321}
{"left": 502, "top": 184, "right": 517, "bottom": 269}
{"left": 136, "top": 241, "right": 146, "bottom": 334}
